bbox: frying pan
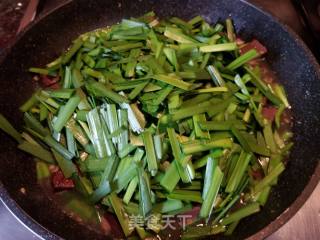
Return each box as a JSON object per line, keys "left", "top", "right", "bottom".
{"left": 0, "top": 0, "right": 320, "bottom": 239}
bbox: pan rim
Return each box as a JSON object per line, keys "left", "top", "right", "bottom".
{"left": 240, "top": 0, "right": 320, "bottom": 238}
{"left": 0, "top": 0, "right": 319, "bottom": 239}
{"left": 0, "top": 182, "right": 60, "bottom": 240}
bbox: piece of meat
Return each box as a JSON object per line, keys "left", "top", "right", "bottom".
{"left": 49, "top": 164, "right": 59, "bottom": 173}
{"left": 261, "top": 97, "right": 268, "bottom": 106}
{"left": 178, "top": 205, "right": 201, "bottom": 226}
{"left": 240, "top": 39, "right": 267, "bottom": 56}
{"left": 52, "top": 169, "right": 75, "bottom": 190}
{"left": 236, "top": 37, "right": 245, "bottom": 45}
{"left": 250, "top": 168, "right": 264, "bottom": 181}
{"left": 40, "top": 75, "right": 60, "bottom": 88}
{"left": 100, "top": 216, "right": 112, "bottom": 235}
{"left": 103, "top": 212, "right": 125, "bottom": 238}
{"left": 48, "top": 83, "right": 60, "bottom": 89}
{"left": 262, "top": 106, "right": 277, "bottom": 122}
{"left": 260, "top": 62, "right": 275, "bottom": 84}
{"left": 247, "top": 60, "right": 276, "bottom": 84}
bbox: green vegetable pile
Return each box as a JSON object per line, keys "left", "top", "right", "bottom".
{"left": 0, "top": 12, "right": 293, "bottom": 239}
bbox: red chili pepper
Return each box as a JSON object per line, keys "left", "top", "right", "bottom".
{"left": 51, "top": 169, "right": 75, "bottom": 190}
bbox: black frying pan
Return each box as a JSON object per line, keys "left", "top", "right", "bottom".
{"left": 0, "top": 0, "right": 320, "bottom": 239}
